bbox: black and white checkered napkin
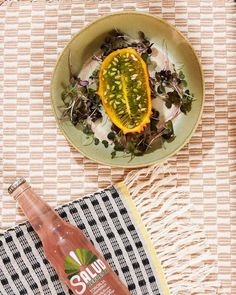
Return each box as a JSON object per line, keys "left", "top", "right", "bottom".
{"left": 0, "top": 185, "right": 161, "bottom": 295}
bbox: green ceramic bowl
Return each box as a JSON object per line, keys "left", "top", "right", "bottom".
{"left": 50, "top": 12, "right": 204, "bottom": 168}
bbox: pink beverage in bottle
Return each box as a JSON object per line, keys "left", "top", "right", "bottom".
{"left": 8, "top": 179, "right": 132, "bottom": 295}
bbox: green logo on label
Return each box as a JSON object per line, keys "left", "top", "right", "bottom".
{"left": 64, "top": 248, "right": 97, "bottom": 279}
{"left": 64, "top": 248, "right": 108, "bottom": 294}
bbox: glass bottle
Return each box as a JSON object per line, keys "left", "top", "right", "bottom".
{"left": 8, "top": 178, "right": 131, "bottom": 295}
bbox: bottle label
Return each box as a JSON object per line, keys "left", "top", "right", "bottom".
{"left": 64, "top": 248, "right": 109, "bottom": 295}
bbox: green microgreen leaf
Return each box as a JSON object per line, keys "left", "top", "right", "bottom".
{"left": 114, "top": 142, "right": 125, "bottom": 151}
{"left": 181, "top": 80, "right": 188, "bottom": 87}
{"left": 94, "top": 138, "right": 100, "bottom": 145}
{"left": 141, "top": 52, "right": 149, "bottom": 63}
{"left": 82, "top": 124, "right": 93, "bottom": 135}
{"left": 179, "top": 70, "right": 185, "bottom": 79}
{"left": 111, "top": 151, "right": 116, "bottom": 159}
{"left": 162, "top": 120, "right": 175, "bottom": 142}
{"left": 107, "top": 132, "right": 116, "bottom": 141}
{"left": 157, "top": 84, "right": 165, "bottom": 94}
{"left": 102, "top": 140, "right": 109, "bottom": 148}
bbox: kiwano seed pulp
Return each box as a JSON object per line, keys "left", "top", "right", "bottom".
{"left": 98, "top": 48, "right": 152, "bottom": 134}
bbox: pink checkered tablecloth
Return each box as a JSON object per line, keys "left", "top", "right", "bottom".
{"left": 0, "top": 0, "right": 235, "bottom": 294}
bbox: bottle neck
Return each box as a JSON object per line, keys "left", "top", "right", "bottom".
{"left": 12, "top": 182, "right": 63, "bottom": 238}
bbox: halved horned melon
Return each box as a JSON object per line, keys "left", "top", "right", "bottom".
{"left": 98, "top": 48, "right": 152, "bottom": 134}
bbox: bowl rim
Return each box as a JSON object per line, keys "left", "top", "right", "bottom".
{"left": 50, "top": 11, "right": 205, "bottom": 168}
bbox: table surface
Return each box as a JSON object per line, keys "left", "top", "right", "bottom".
{"left": 0, "top": 0, "right": 235, "bottom": 294}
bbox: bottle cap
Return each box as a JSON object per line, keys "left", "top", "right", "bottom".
{"left": 8, "top": 178, "right": 26, "bottom": 194}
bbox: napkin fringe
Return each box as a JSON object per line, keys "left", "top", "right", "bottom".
{"left": 124, "top": 164, "right": 220, "bottom": 295}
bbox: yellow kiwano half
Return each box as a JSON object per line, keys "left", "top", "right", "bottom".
{"left": 98, "top": 48, "right": 152, "bottom": 134}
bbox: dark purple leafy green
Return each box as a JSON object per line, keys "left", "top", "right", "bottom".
{"left": 60, "top": 30, "right": 194, "bottom": 160}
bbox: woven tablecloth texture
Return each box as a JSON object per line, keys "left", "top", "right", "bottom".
{"left": 0, "top": 0, "right": 235, "bottom": 294}
{"left": 0, "top": 185, "right": 164, "bottom": 295}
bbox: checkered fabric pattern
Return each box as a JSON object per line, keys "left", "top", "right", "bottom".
{"left": 0, "top": 1, "right": 235, "bottom": 294}
{"left": 0, "top": 186, "right": 160, "bottom": 295}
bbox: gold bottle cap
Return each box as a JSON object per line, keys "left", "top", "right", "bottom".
{"left": 8, "top": 178, "right": 26, "bottom": 194}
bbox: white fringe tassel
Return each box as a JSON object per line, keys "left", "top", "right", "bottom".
{"left": 124, "top": 164, "right": 221, "bottom": 295}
